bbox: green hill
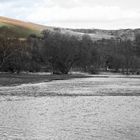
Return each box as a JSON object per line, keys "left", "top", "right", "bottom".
{"left": 0, "top": 16, "right": 140, "bottom": 40}
{"left": 0, "top": 16, "right": 49, "bottom": 38}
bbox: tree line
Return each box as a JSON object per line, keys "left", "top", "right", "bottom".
{"left": 0, "top": 26, "right": 140, "bottom": 74}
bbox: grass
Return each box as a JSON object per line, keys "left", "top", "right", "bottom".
{"left": 0, "top": 72, "right": 91, "bottom": 87}
{"left": 0, "top": 72, "right": 140, "bottom": 97}
{"left": 0, "top": 16, "right": 51, "bottom": 38}
{"left": 0, "top": 22, "right": 41, "bottom": 38}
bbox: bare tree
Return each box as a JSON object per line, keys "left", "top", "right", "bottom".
{"left": 42, "top": 30, "right": 79, "bottom": 74}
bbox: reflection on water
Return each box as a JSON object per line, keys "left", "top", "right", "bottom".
{"left": 0, "top": 96, "right": 140, "bottom": 140}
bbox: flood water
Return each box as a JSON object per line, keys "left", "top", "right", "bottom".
{"left": 0, "top": 77, "right": 140, "bottom": 140}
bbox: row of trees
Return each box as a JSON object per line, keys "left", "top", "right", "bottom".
{"left": 41, "top": 30, "right": 98, "bottom": 74}
{"left": 95, "top": 37, "right": 140, "bottom": 74}
{"left": 0, "top": 26, "right": 140, "bottom": 74}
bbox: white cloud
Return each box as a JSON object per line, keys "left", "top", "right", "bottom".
{"left": 26, "top": 5, "right": 140, "bottom": 28}
{"left": 0, "top": 0, "right": 140, "bottom": 29}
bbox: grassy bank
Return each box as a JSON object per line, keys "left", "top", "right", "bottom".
{"left": 0, "top": 72, "right": 91, "bottom": 86}
{"left": 0, "top": 73, "right": 140, "bottom": 97}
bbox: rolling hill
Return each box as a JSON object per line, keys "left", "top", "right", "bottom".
{"left": 0, "top": 16, "right": 50, "bottom": 38}
{"left": 0, "top": 16, "right": 140, "bottom": 40}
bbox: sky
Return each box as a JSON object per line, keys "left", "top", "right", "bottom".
{"left": 0, "top": 0, "right": 140, "bottom": 29}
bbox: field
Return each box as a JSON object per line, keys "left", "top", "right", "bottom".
{"left": 0, "top": 72, "right": 90, "bottom": 86}
{"left": 0, "top": 72, "right": 140, "bottom": 140}
{"left": 0, "top": 72, "right": 140, "bottom": 96}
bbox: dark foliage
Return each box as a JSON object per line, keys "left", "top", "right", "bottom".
{"left": 0, "top": 28, "right": 140, "bottom": 75}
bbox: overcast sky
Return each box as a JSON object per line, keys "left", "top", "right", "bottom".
{"left": 0, "top": 0, "right": 140, "bottom": 29}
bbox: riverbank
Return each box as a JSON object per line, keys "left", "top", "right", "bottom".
{"left": 0, "top": 74, "right": 140, "bottom": 96}
{"left": 0, "top": 72, "right": 91, "bottom": 87}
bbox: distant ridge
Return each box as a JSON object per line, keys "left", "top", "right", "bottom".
{"left": 0, "top": 16, "right": 49, "bottom": 31}
{"left": 0, "top": 16, "right": 140, "bottom": 40}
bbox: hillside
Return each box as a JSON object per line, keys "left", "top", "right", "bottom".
{"left": 0, "top": 16, "right": 140, "bottom": 40}
{"left": 0, "top": 16, "right": 50, "bottom": 38}
{"left": 70, "top": 28, "right": 140, "bottom": 41}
